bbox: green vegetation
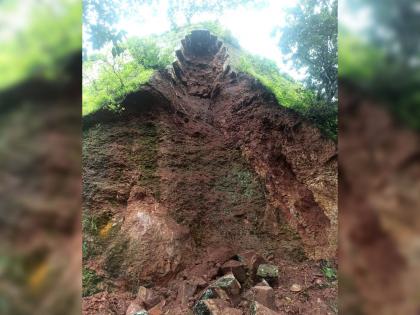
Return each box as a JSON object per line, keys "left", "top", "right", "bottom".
{"left": 83, "top": 20, "right": 337, "bottom": 139}
{"left": 82, "top": 267, "right": 103, "bottom": 297}
{"left": 83, "top": 55, "right": 154, "bottom": 116}
{"left": 0, "top": 0, "right": 81, "bottom": 90}
{"left": 234, "top": 53, "right": 312, "bottom": 108}
{"left": 278, "top": 0, "right": 337, "bottom": 105}
{"left": 82, "top": 210, "right": 114, "bottom": 260}
{"left": 82, "top": 21, "right": 241, "bottom": 116}
{"left": 320, "top": 260, "right": 337, "bottom": 282}
{"left": 339, "top": 2, "right": 420, "bottom": 131}
{"left": 233, "top": 52, "right": 337, "bottom": 140}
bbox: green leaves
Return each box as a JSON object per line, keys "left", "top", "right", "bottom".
{"left": 126, "top": 37, "right": 173, "bottom": 69}
{"left": 82, "top": 52, "right": 154, "bottom": 116}
{"left": 279, "top": 0, "right": 338, "bottom": 104}
{"left": 320, "top": 260, "right": 337, "bottom": 281}
{"left": 0, "top": 0, "right": 81, "bottom": 90}
{"left": 234, "top": 52, "right": 337, "bottom": 140}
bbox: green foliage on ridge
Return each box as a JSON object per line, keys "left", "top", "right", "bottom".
{"left": 83, "top": 55, "right": 154, "bottom": 116}
{"left": 83, "top": 21, "right": 337, "bottom": 139}
{"left": 232, "top": 51, "right": 337, "bottom": 139}
{"left": 82, "top": 21, "right": 241, "bottom": 116}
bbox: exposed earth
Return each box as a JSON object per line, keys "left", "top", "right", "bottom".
{"left": 82, "top": 30, "right": 338, "bottom": 315}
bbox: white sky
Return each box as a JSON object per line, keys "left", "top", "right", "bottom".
{"left": 117, "top": 0, "right": 306, "bottom": 80}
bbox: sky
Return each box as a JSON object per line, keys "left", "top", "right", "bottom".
{"left": 1, "top": 0, "right": 368, "bottom": 82}
{"left": 114, "top": 0, "right": 373, "bottom": 81}
{"left": 116, "top": 0, "right": 305, "bottom": 80}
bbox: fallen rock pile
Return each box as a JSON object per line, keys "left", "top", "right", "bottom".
{"left": 126, "top": 248, "right": 284, "bottom": 315}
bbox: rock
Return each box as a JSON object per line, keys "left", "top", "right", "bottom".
{"left": 197, "top": 274, "right": 241, "bottom": 307}
{"left": 177, "top": 281, "right": 198, "bottom": 305}
{"left": 224, "top": 308, "right": 243, "bottom": 315}
{"left": 206, "top": 246, "right": 235, "bottom": 265}
{"left": 200, "top": 286, "right": 230, "bottom": 302}
{"left": 255, "top": 280, "right": 270, "bottom": 287}
{"left": 193, "top": 299, "right": 229, "bottom": 315}
{"left": 126, "top": 301, "right": 144, "bottom": 315}
{"left": 256, "top": 264, "right": 278, "bottom": 282}
{"left": 148, "top": 300, "right": 165, "bottom": 315}
{"left": 289, "top": 284, "right": 302, "bottom": 292}
{"left": 221, "top": 260, "right": 247, "bottom": 283}
{"left": 237, "top": 251, "right": 266, "bottom": 279}
{"left": 104, "top": 188, "right": 192, "bottom": 284}
{"left": 193, "top": 276, "right": 208, "bottom": 289}
{"left": 193, "top": 299, "right": 242, "bottom": 315}
{"left": 211, "top": 274, "right": 241, "bottom": 297}
{"left": 249, "top": 301, "right": 281, "bottom": 315}
{"left": 136, "top": 286, "right": 161, "bottom": 309}
{"left": 243, "top": 285, "right": 276, "bottom": 310}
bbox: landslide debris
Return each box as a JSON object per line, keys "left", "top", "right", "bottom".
{"left": 82, "top": 30, "right": 337, "bottom": 315}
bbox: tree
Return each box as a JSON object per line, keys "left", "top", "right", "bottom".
{"left": 278, "top": 0, "right": 338, "bottom": 105}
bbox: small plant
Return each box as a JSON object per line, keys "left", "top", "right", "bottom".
{"left": 320, "top": 260, "right": 337, "bottom": 281}
{"left": 82, "top": 267, "right": 103, "bottom": 297}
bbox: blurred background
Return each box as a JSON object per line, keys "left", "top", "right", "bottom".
{"left": 339, "top": 0, "right": 420, "bottom": 314}
{"left": 0, "top": 0, "right": 419, "bottom": 314}
{"left": 0, "top": 0, "right": 82, "bottom": 314}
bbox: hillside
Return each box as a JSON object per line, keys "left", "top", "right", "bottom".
{"left": 82, "top": 30, "right": 337, "bottom": 315}
{"left": 83, "top": 22, "right": 337, "bottom": 140}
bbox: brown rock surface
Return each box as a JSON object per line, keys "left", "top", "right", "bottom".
{"left": 82, "top": 30, "right": 338, "bottom": 314}
{"left": 243, "top": 285, "right": 276, "bottom": 310}
{"left": 221, "top": 260, "right": 247, "bottom": 283}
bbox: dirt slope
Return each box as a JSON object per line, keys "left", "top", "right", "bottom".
{"left": 82, "top": 30, "right": 337, "bottom": 314}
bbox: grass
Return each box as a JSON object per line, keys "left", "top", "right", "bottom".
{"left": 82, "top": 267, "right": 103, "bottom": 297}
{"left": 82, "top": 210, "right": 114, "bottom": 260}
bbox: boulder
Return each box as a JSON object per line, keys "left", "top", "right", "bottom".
{"left": 221, "top": 260, "right": 247, "bottom": 283}
{"left": 243, "top": 285, "right": 276, "bottom": 310}
{"left": 256, "top": 264, "right": 278, "bottom": 284}
{"left": 211, "top": 274, "right": 241, "bottom": 297}
{"left": 250, "top": 301, "right": 281, "bottom": 315}
{"left": 104, "top": 187, "right": 192, "bottom": 284}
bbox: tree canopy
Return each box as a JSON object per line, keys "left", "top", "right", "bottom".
{"left": 278, "top": 0, "right": 338, "bottom": 105}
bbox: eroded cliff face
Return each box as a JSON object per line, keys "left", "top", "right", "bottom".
{"left": 82, "top": 30, "right": 337, "bottom": 314}
{"left": 149, "top": 30, "right": 337, "bottom": 259}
